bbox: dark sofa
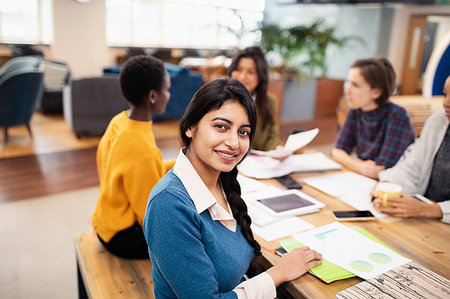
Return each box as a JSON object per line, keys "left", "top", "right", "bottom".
{"left": 103, "top": 63, "right": 203, "bottom": 121}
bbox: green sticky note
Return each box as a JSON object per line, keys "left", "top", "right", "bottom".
{"left": 279, "top": 238, "right": 355, "bottom": 283}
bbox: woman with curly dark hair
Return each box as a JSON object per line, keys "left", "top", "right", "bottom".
{"left": 143, "top": 78, "right": 322, "bottom": 298}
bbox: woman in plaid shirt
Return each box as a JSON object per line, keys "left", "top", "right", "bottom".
{"left": 332, "top": 58, "right": 415, "bottom": 179}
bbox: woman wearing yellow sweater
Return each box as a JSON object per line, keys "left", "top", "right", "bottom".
{"left": 92, "top": 56, "right": 175, "bottom": 259}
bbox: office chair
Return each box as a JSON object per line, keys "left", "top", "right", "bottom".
{"left": 0, "top": 56, "right": 41, "bottom": 79}
{"left": 0, "top": 69, "right": 44, "bottom": 142}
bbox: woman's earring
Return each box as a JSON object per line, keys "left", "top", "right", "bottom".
{"left": 151, "top": 99, "right": 155, "bottom": 104}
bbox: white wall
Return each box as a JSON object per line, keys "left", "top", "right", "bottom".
{"left": 264, "top": 1, "right": 450, "bottom": 83}
{"left": 387, "top": 5, "right": 450, "bottom": 83}
{"left": 50, "top": 0, "right": 114, "bottom": 77}
{"left": 263, "top": 2, "right": 389, "bottom": 79}
{"left": 429, "top": 15, "right": 450, "bottom": 45}
{"left": 1, "top": 1, "right": 448, "bottom": 80}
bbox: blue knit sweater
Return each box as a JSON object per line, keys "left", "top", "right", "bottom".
{"left": 143, "top": 169, "right": 254, "bottom": 298}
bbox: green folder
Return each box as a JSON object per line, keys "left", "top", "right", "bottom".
{"left": 279, "top": 226, "right": 391, "bottom": 283}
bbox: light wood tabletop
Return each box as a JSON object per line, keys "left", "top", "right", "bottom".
{"left": 254, "top": 170, "right": 450, "bottom": 299}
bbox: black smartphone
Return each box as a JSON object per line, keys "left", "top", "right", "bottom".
{"left": 274, "top": 247, "right": 287, "bottom": 256}
{"left": 332, "top": 210, "right": 375, "bottom": 221}
{"left": 276, "top": 175, "right": 302, "bottom": 189}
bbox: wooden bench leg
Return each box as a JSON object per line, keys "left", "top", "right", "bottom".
{"left": 77, "top": 260, "right": 89, "bottom": 299}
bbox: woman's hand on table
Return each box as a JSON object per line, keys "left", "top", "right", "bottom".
{"left": 373, "top": 194, "right": 443, "bottom": 219}
{"left": 357, "top": 159, "right": 385, "bottom": 179}
{"left": 266, "top": 246, "right": 322, "bottom": 287}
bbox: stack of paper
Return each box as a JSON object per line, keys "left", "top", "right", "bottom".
{"left": 280, "top": 225, "right": 399, "bottom": 283}
{"left": 238, "top": 176, "right": 317, "bottom": 241}
{"left": 237, "top": 173, "right": 268, "bottom": 193}
{"left": 250, "top": 128, "right": 319, "bottom": 158}
{"left": 302, "top": 172, "right": 385, "bottom": 218}
{"left": 251, "top": 217, "right": 314, "bottom": 242}
{"left": 238, "top": 152, "right": 342, "bottom": 179}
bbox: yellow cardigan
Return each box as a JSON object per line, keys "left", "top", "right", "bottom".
{"left": 92, "top": 111, "right": 175, "bottom": 242}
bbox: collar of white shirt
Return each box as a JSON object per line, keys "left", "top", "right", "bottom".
{"left": 173, "top": 149, "right": 237, "bottom": 232}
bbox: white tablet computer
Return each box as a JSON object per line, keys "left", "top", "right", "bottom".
{"left": 252, "top": 189, "right": 324, "bottom": 217}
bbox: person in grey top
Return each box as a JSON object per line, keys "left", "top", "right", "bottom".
{"left": 373, "top": 76, "right": 450, "bottom": 224}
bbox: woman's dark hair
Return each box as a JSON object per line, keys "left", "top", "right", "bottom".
{"left": 180, "top": 78, "right": 261, "bottom": 276}
{"left": 119, "top": 55, "right": 166, "bottom": 106}
{"left": 228, "top": 46, "right": 273, "bottom": 129}
{"left": 351, "top": 57, "right": 396, "bottom": 106}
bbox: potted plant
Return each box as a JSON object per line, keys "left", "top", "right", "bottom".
{"left": 259, "top": 18, "right": 363, "bottom": 79}
{"left": 258, "top": 19, "right": 364, "bottom": 120}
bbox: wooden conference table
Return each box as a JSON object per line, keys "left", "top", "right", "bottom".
{"left": 253, "top": 169, "right": 450, "bottom": 298}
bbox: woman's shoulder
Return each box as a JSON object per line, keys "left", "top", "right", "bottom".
{"left": 423, "top": 110, "right": 447, "bottom": 130}
{"left": 385, "top": 101, "right": 411, "bottom": 120}
{"left": 266, "top": 92, "right": 278, "bottom": 105}
{"left": 149, "top": 171, "right": 196, "bottom": 211}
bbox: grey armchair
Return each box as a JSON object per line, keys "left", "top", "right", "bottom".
{"left": 0, "top": 56, "right": 41, "bottom": 78}
{"left": 38, "top": 59, "right": 71, "bottom": 114}
{"left": 0, "top": 69, "right": 44, "bottom": 142}
{"left": 63, "top": 76, "right": 128, "bottom": 138}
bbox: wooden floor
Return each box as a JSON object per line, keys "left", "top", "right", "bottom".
{"left": 0, "top": 148, "right": 98, "bottom": 203}
{"left": 0, "top": 112, "right": 337, "bottom": 203}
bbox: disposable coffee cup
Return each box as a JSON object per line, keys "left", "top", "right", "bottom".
{"left": 375, "top": 182, "right": 402, "bottom": 207}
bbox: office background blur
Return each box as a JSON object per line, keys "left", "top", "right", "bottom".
{"left": 0, "top": 1, "right": 449, "bottom": 298}
{"left": 0, "top": 0, "right": 449, "bottom": 87}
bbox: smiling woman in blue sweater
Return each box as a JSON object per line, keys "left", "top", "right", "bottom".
{"left": 143, "top": 78, "right": 322, "bottom": 298}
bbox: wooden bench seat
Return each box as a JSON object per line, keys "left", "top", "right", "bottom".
{"left": 74, "top": 231, "right": 154, "bottom": 299}
{"left": 390, "top": 95, "right": 444, "bottom": 136}
{"left": 336, "top": 95, "right": 444, "bottom": 136}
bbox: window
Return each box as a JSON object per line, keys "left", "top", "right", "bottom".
{"left": 0, "top": 0, "right": 53, "bottom": 44}
{"left": 106, "top": 0, "right": 265, "bottom": 49}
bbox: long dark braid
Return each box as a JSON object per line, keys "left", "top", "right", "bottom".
{"left": 220, "top": 168, "right": 261, "bottom": 277}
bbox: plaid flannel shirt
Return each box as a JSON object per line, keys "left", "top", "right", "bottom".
{"left": 335, "top": 102, "right": 415, "bottom": 168}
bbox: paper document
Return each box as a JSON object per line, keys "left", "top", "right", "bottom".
{"left": 280, "top": 238, "right": 355, "bottom": 283}
{"left": 237, "top": 173, "right": 268, "bottom": 193}
{"left": 292, "top": 222, "right": 410, "bottom": 280}
{"left": 280, "top": 225, "right": 397, "bottom": 283}
{"left": 303, "top": 172, "right": 375, "bottom": 197}
{"left": 238, "top": 152, "right": 342, "bottom": 179}
{"left": 250, "top": 128, "right": 319, "bottom": 158}
{"left": 302, "top": 172, "right": 385, "bottom": 218}
{"left": 246, "top": 201, "right": 285, "bottom": 227}
{"left": 251, "top": 217, "right": 314, "bottom": 241}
